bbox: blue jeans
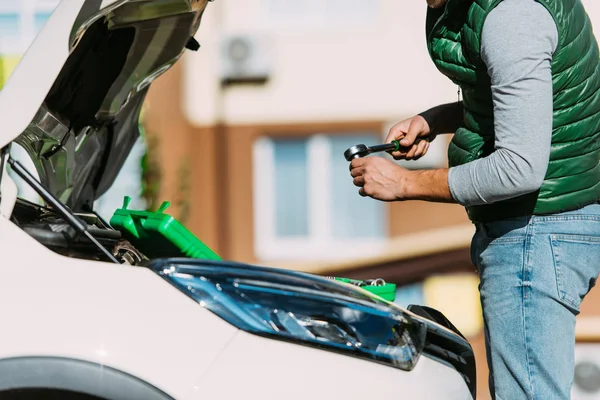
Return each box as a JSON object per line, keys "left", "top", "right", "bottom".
{"left": 471, "top": 203, "right": 600, "bottom": 400}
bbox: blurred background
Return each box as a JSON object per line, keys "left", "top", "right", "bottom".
{"left": 2, "top": 1, "right": 600, "bottom": 399}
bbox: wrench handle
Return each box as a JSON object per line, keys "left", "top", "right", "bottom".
{"left": 373, "top": 137, "right": 430, "bottom": 154}
{"left": 369, "top": 141, "right": 400, "bottom": 153}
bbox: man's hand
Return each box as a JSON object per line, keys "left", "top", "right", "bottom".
{"left": 350, "top": 156, "right": 456, "bottom": 203}
{"left": 385, "top": 115, "right": 432, "bottom": 161}
{"left": 350, "top": 157, "right": 408, "bottom": 201}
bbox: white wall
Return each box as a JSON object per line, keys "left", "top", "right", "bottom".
{"left": 583, "top": 0, "right": 600, "bottom": 34}
{"left": 183, "top": 0, "right": 600, "bottom": 127}
{"left": 183, "top": 0, "right": 457, "bottom": 126}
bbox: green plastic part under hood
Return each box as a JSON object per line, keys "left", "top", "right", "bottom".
{"left": 110, "top": 196, "right": 221, "bottom": 260}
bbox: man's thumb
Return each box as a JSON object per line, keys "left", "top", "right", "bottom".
{"left": 400, "top": 121, "right": 420, "bottom": 146}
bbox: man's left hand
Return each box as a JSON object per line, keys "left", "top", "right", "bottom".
{"left": 350, "top": 157, "right": 408, "bottom": 201}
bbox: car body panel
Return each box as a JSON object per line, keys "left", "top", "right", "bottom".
{"left": 193, "top": 330, "right": 471, "bottom": 400}
{"left": 0, "top": 216, "right": 473, "bottom": 399}
{"left": 1, "top": 0, "right": 208, "bottom": 210}
{"left": 0, "top": 216, "right": 238, "bottom": 399}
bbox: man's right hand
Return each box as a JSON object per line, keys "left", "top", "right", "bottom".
{"left": 385, "top": 115, "right": 432, "bottom": 161}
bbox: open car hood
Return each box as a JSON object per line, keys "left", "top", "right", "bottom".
{"left": 0, "top": 0, "right": 209, "bottom": 211}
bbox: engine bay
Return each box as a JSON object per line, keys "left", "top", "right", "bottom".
{"left": 11, "top": 199, "right": 149, "bottom": 266}
{"left": 10, "top": 197, "right": 147, "bottom": 265}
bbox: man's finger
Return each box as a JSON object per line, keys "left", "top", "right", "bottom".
{"left": 350, "top": 167, "right": 364, "bottom": 178}
{"left": 386, "top": 124, "right": 406, "bottom": 144}
{"left": 350, "top": 158, "right": 366, "bottom": 170}
{"left": 390, "top": 147, "right": 411, "bottom": 160}
{"left": 392, "top": 154, "right": 409, "bottom": 161}
{"left": 353, "top": 176, "right": 365, "bottom": 187}
{"left": 359, "top": 187, "right": 368, "bottom": 197}
{"left": 399, "top": 119, "right": 421, "bottom": 147}
{"left": 405, "top": 144, "right": 419, "bottom": 160}
{"left": 412, "top": 140, "right": 429, "bottom": 159}
{"left": 416, "top": 142, "right": 431, "bottom": 159}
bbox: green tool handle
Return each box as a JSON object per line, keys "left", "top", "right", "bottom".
{"left": 370, "top": 137, "right": 429, "bottom": 155}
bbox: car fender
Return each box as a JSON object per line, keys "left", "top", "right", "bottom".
{"left": 0, "top": 217, "right": 239, "bottom": 399}
{"left": 0, "top": 357, "right": 171, "bottom": 400}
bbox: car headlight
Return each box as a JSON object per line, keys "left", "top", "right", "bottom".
{"left": 153, "top": 260, "right": 427, "bottom": 371}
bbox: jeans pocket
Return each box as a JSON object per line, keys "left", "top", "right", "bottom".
{"left": 550, "top": 234, "right": 600, "bottom": 311}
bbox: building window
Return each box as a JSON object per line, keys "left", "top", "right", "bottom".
{"left": 0, "top": 0, "right": 60, "bottom": 55}
{"left": 0, "top": 13, "right": 20, "bottom": 53}
{"left": 253, "top": 133, "right": 387, "bottom": 261}
{"left": 273, "top": 139, "right": 309, "bottom": 237}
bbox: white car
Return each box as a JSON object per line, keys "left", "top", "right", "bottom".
{"left": 0, "top": 1, "right": 476, "bottom": 399}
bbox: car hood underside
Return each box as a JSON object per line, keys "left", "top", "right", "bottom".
{"left": 4, "top": 0, "right": 208, "bottom": 212}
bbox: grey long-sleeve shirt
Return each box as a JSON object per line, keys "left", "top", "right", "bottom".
{"left": 446, "top": 0, "right": 558, "bottom": 206}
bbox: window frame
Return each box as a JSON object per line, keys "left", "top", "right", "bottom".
{"left": 253, "top": 133, "right": 388, "bottom": 262}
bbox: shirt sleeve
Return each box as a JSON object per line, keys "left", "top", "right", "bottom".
{"left": 447, "top": 0, "right": 558, "bottom": 206}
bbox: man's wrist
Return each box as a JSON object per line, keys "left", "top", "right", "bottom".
{"left": 397, "top": 169, "right": 419, "bottom": 201}
{"left": 397, "top": 168, "right": 455, "bottom": 203}
{"left": 396, "top": 169, "right": 423, "bottom": 201}
{"left": 398, "top": 169, "right": 431, "bottom": 201}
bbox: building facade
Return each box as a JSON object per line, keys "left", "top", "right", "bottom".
{"left": 145, "top": 0, "right": 472, "bottom": 263}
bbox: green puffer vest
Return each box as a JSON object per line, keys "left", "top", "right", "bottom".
{"left": 427, "top": 0, "right": 600, "bottom": 222}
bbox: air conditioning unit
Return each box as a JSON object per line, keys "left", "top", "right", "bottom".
{"left": 220, "top": 35, "right": 272, "bottom": 86}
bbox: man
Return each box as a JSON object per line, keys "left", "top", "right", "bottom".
{"left": 350, "top": 0, "right": 600, "bottom": 398}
